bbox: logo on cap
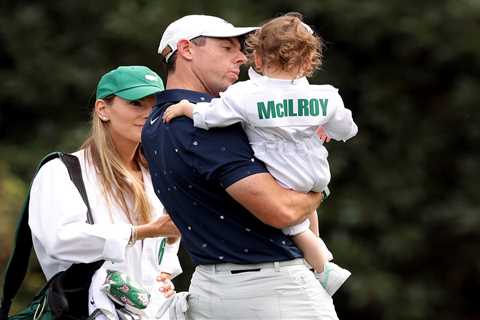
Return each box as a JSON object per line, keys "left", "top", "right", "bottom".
{"left": 145, "top": 74, "right": 158, "bottom": 81}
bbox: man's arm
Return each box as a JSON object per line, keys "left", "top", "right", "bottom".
{"left": 226, "top": 173, "right": 323, "bottom": 229}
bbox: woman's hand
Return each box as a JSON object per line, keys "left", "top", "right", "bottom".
{"left": 135, "top": 215, "right": 181, "bottom": 240}
{"left": 167, "top": 236, "right": 180, "bottom": 244}
{"left": 157, "top": 272, "right": 175, "bottom": 298}
{"left": 149, "top": 215, "right": 181, "bottom": 237}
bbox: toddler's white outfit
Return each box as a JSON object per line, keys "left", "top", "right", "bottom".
{"left": 192, "top": 68, "right": 358, "bottom": 237}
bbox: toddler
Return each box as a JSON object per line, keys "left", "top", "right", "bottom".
{"left": 163, "top": 12, "right": 357, "bottom": 295}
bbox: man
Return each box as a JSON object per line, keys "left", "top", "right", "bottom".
{"left": 142, "top": 15, "right": 339, "bottom": 319}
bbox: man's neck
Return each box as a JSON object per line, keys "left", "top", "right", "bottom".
{"left": 166, "top": 77, "right": 200, "bottom": 91}
{"left": 166, "top": 71, "right": 206, "bottom": 92}
{"left": 166, "top": 70, "right": 219, "bottom": 97}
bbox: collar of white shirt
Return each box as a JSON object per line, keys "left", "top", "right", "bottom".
{"left": 247, "top": 67, "right": 309, "bottom": 86}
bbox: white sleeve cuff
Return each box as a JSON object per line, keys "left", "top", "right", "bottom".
{"left": 101, "top": 223, "right": 131, "bottom": 262}
{"left": 158, "top": 241, "right": 182, "bottom": 278}
{"left": 192, "top": 103, "right": 210, "bottom": 130}
{"left": 282, "top": 219, "right": 311, "bottom": 236}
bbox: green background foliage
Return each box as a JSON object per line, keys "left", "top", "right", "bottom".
{"left": 1, "top": 1, "right": 479, "bottom": 319}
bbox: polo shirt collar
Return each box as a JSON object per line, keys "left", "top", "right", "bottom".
{"left": 155, "top": 89, "right": 213, "bottom": 107}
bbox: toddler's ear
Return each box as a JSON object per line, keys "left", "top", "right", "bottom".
{"left": 254, "top": 52, "right": 263, "bottom": 71}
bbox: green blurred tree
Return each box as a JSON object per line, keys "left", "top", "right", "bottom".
{"left": 1, "top": 0, "right": 479, "bottom": 319}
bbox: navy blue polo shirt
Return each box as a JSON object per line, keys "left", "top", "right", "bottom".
{"left": 141, "top": 89, "right": 302, "bottom": 265}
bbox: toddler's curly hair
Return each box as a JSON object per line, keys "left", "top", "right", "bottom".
{"left": 245, "top": 12, "right": 324, "bottom": 78}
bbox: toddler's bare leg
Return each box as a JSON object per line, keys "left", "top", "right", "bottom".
{"left": 291, "top": 230, "right": 328, "bottom": 273}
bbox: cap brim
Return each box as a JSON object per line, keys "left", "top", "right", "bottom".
{"left": 202, "top": 27, "right": 258, "bottom": 38}
{"left": 115, "top": 85, "right": 164, "bottom": 101}
{"left": 158, "top": 26, "right": 259, "bottom": 60}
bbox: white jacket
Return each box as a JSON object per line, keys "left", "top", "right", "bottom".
{"left": 29, "top": 149, "right": 181, "bottom": 319}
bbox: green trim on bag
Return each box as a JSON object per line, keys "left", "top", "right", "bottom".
{"left": 9, "top": 286, "right": 53, "bottom": 320}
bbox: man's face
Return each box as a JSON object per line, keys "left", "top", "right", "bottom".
{"left": 190, "top": 37, "right": 247, "bottom": 96}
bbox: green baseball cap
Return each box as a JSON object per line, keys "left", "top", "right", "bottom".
{"left": 96, "top": 66, "right": 164, "bottom": 100}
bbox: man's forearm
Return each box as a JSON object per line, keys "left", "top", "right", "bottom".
{"left": 226, "top": 173, "right": 323, "bottom": 229}
{"left": 281, "top": 191, "right": 323, "bottom": 226}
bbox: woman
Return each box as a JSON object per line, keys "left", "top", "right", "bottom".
{"left": 28, "top": 66, "right": 180, "bottom": 319}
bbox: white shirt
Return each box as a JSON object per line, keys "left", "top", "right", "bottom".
{"left": 192, "top": 68, "right": 358, "bottom": 192}
{"left": 29, "top": 149, "right": 181, "bottom": 318}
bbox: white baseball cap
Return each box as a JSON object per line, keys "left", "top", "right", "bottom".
{"left": 158, "top": 15, "right": 258, "bottom": 62}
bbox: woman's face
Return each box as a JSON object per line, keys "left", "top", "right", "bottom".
{"left": 98, "top": 95, "right": 156, "bottom": 147}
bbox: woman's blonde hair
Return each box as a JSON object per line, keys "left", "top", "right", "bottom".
{"left": 245, "top": 12, "right": 324, "bottom": 78}
{"left": 81, "top": 97, "right": 151, "bottom": 224}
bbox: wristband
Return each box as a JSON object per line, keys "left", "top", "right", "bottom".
{"left": 128, "top": 225, "right": 137, "bottom": 246}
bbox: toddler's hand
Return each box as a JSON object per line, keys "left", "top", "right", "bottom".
{"left": 163, "top": 99, "right": 192, "bottom": 123}
{"left": 316, "top": 127, "right": 331, "bottom": 143}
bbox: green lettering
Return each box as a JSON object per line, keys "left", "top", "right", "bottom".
{"left": 276, "top": 103, "right": 284, "bottom": 117}
{"left": 298, "top": 99, "right": 309, "bottom": 116}
{"left": 257, "top": 101, "right": 276, "bottom": 119}
{"left": 319, "top": 99, "right": 328, "bottom": 116}
{"left": 310, "top": 98, "right": 319, "bottom": 116}
{"left": 288, "top": 99, "right": 297, "bottom": 116}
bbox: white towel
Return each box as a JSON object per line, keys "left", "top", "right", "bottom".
{"left": 88, "top": 268, "right": 118, "bottom": 320}
{"left": 155, "top": 292, "right": 190, "bottom": 320}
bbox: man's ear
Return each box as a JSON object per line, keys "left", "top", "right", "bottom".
{"left": 176, "top": 39, "right": 193, "bottom": 61}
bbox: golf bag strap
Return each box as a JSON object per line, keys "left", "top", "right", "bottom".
{"left": 58, "top": 153, "right": 94, "bottom": 224}
{"left": 0, "top": 152, "right": 94, "bottom": 319}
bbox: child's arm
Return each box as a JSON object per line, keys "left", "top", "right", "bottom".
{"left": 162, "top": 87, "right": 247, "bottom": 129}
{"left": 323, "top": 93, "right": 358, "bottom": 142}
{"left": 163, "top": 99, "right": 194, "bottom": 123}
{"left": 309, "top": 210, "right": 320, "bottom": 237}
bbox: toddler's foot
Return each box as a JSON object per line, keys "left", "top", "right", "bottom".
{"left": 314, "top": 262, "right": 351, "bottom": 296}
